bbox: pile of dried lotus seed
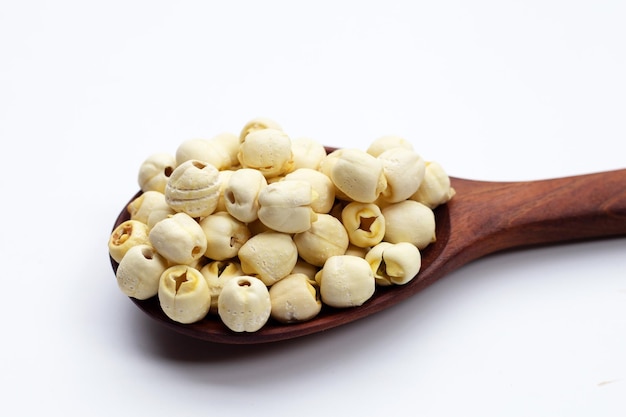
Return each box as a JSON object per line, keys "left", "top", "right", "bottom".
{"left": 109, "top": 117, "right": 455, "bottom": 332}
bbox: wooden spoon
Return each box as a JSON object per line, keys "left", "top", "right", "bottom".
{"left": 110, "top": 154, "right": 626, "bottom": 344}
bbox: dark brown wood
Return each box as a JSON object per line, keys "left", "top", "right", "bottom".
{"left": 110, "top": 163, "right": 626, "bottom": 344}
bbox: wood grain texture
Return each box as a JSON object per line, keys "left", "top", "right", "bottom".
{"left": 110, "top": 165, "right": 626, "bottom": 344}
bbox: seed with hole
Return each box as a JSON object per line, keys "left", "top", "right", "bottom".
{"left": 341, "top": 202, "right": 385, "bottom": 248}
{"left": 108, "top": 220, "right": 150, "bottom": 263}
{"left": 116, "top": 244, "right": 168, "bottom": 300}
{"left": 149, "top": 212, "right": 207, "bottom": 265}
{"left": 159, "top": 265, "right": 211, "bottom": 324}
{"left": 218, "top": 276, "right": 271, "bottom": 332}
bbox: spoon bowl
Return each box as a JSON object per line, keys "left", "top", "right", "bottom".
{"left": 110, "top": 150, "right": 626, "bottom": 344}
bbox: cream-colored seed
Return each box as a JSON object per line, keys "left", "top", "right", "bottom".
{"left": 237, "top": 128, "right": 294, "bottom": 179}
{"left": 326, "top": 148, "right": 387, "bottom": 203}
{"left": 127, "top": 190, "right": 174, "bottom": 226}
{"left": 218, "top": 276, "right": 271, "bottom": 332}
{"left": 341, "top": 202, "right": 386, "bottom": 248}
{"left": 410, "top": 161, "right": 456, "bottom": 209}
{"left": 318, "top": 149, "right": 348, "bottom": 201}
{"left": 158, "top": 265, "right": 211, "bottom": 324}
{"left": 149, "top": 212, "right": 207, "bottom": 265}
{"left": 165, "top": 160, "right": 221, "bottom": 218}
{"left": 366, "top": 135, "right": 414, "bottom": 157}
{"left": 238, "top": 117, "right": 283, "bottom": 143}
{"left": 116, "top": 244, "right": 168, "bottom": 299}
{"left": 290, "top": 258, "right": 320, "bottom": 281}
{"left": 284, "top": 168, "right": 335, "bottom": 213}
{"left": 365, "top": 242, "right": 393, "bottom": 285}
{"left": 378, "top": 148, "right": 426, "bottom": 203}
{"left": 214, "top": 169, "right": 234, "bottom": 213}
{"left": 365, "top": 242, "right": 421, "bottom": 286}
{"left": 382, "top": 200, "right": 436, "bottom": 249}
{"left": 224, "top": 168, "right": 267, "bottom": 223}
{"left": 318, "top": 148, "right": 341, "bottom": 173}
{"left": 210, "top": 132, "right": 240, "bottom": 168}
{"left": 147, "top": 209, "right": 176, "bottom": 230}
{"left": 137, "top": 152, "right": 176, "bottom": 194}
{"left": 200, "top": 260, "right": 244, "bottom": 314}
{"left": 175, "top": 138, "right": 231, "bottom": 170}
{"left": 238, "top": 231, "right": 298, "bottom": 286}
{"left": 293, "top": 214, "right": 349, "bottom": 267}
{"left": 345, "top": 244, "right": 368, "bottom": 258}
{"left": 199, "top": 211, "right": 251, "bottom": 261}
{"left": 257, "top": 180, "right": 317, "bottom": 233}
{"left": 269, "top": 273, "right": 322, "bottom": 323}
{"left": 315, "top": 255, "right": 375, "bottom": 308}
{"left": 109, "top": 220, "right": 150, "bottom": 263}
{"left": 290, "top": 137, "right": 327, "bottom": 170}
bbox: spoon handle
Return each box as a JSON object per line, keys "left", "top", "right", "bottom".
{"left": 447, "top": 169, "right": 626, "bottom": 264}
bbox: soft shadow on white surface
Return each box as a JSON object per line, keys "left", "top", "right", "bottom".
{"left": 91, "top": 237, "right": 626, "bottom": 415}
{"left": 13, "top": 214, "right": 624, "bottom": 417}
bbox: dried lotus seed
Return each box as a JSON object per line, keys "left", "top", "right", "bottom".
{"left": 341, "top": 202, "right": 385, "bottom": 248}
{"left": 237, "top": 128, "right": 294, "bottom": 179}
{"left": 224, "top": 168, "right": 267, "bottom": 223}
{"left": 175, "top": 138, "right": 231, "bottom": 170}
{"left": 290, "top": 258, "right": 320, "bottom": 281}
{"left": 257, "top": 180, "right": 317, "bottom": 234}
{"left": 382, "top": 200, "right": 436, "bottom": 249}
{"left": 284, "top": 168, "right": 335, "bottom": 214}
{"left": 138, "top": 152, "right": 176, "bottom": 193}
{"left": 378, "top": 148, "right": 426, "bottom": 203}
{"left": 293, "top": 213, "right": 349, "bottom": 267}
{"left": 116, "top": 244, "right": 168, "bottom": 299}
{"left": 318, "top": 149, "right": 347, "bottom": 200}
{"left": 269, "top": 273, "right": 322, "bottom": 323}
{"left": 158, "top": 265, "right": 211, "bottom": 324}
{"left": 209, "top": 132, "right": 240, "bottom": 168}
{"left": 218, "top": 276, "right": 271, "bottom": 332}
{"left": 410, "top": 161, "right": 456, "bottom": 209}
{"left": 315, "top": 255, "right": 375, "bottom": 308}
{"left": 365, "top": 242, "right": 421, "bottom": 286}
{"left": 109, "top": 220, "right": 150, "bottom": 263}
{"left": 366, "top": 135, "right": 414, "bottom": 157}
{"left": 214, "top": 169, "right": 234, "bottom": 213}
{"left": 325, "top": 148, "right": 387, "bottom": 203}
{"left": 290, "top": 137, "right": 327, "bottom": 170}
{"left": 127, "top": 190, "right": 173, "bottom": 226}
{"left": 239, "top": 117, "right": 282, "bottom": 143}
{"left": 344, "top": 244, "right": 368, "bottom": 258}
{"left": 199, "top": 211, "right": 251, "bottom": 261}
{"left": 200, "top": 260, "right": 244, "bottom": 314}
{"left": 148, "top": 212, "right": 207, "bottom": 265}
{"left": 238, "top": 231, "right": 298, "bottom": 286}
{"left": 165, "top": 159, "right": 221, "bottom": 218}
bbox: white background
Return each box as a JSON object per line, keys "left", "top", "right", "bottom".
{"left": 1, "top": 1, "right": 625, "bottom": 416}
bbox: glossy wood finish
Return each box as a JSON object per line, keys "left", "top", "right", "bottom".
{"left": 110, "top": 167, "right": 626, "bottom": 344}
